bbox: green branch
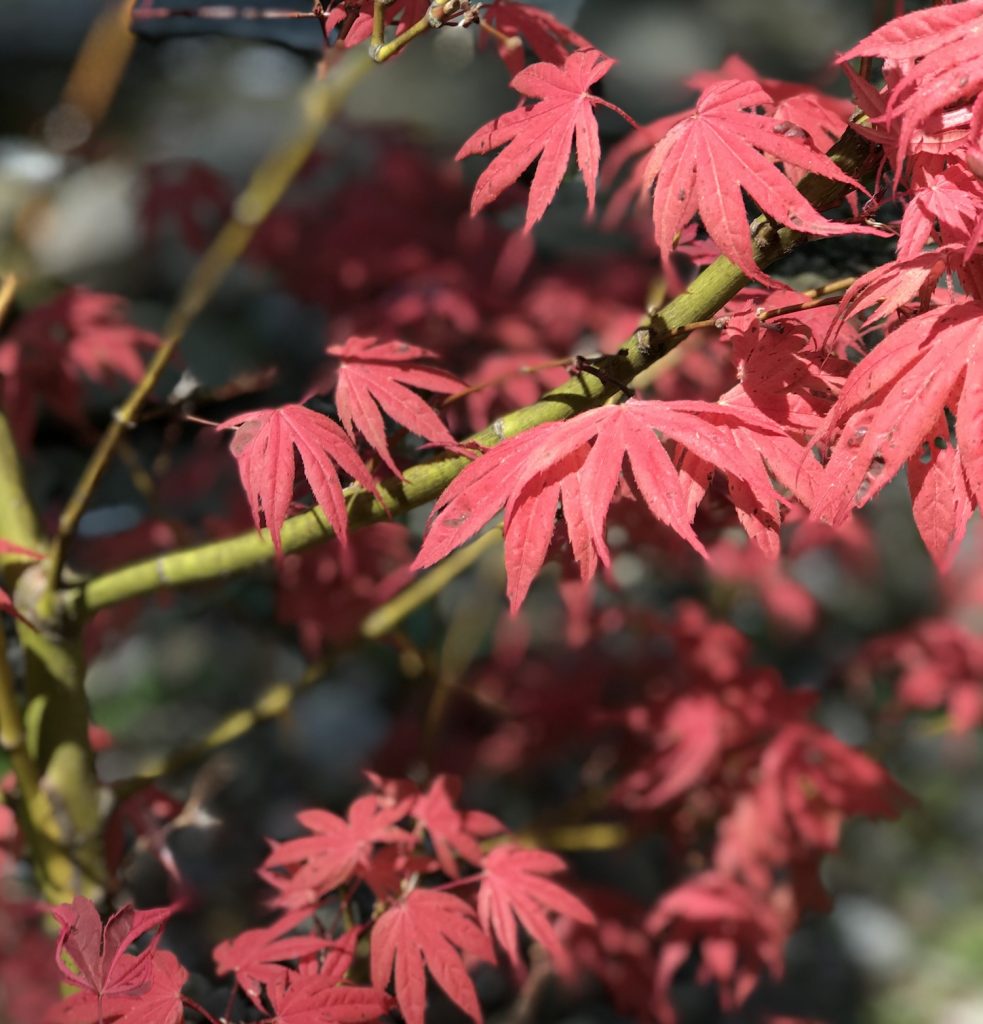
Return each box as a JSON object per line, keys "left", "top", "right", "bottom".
{"left": 0, "top": 412, "right": 105, "bottom": 901}
{"left": 112, "top": 656, "right": 332, "bottom": 798}
{"left": 72, "top": 123, "right": 875, "bottom": 617}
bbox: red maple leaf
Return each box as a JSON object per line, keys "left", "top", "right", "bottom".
{"left": 51, "top": 898, "right": 173, "bottom": 1006}
{"left": 686, "top": 54, "right": 853, "bottom": 159}
{"left": 897, "top": 163, "right": 983, "bottom": 260}
{"left": 414, "top": 398, "right": 797, "bottom": 612}
{"left": 481, "top": 1, "right": 594, "bottom": 74}
{"left": 825, "top": 245, "right": 956, "bottom": 339}
{"left": 646, "top": 873, "right": 787, "bottom": 1023}
{"left": 907, "top": 413, "right": 974, "bottom": 572}
{"left": 457, "top": 49, "right": 632, "bottom": 231}
{"left": 810, "top": 301, "right": 983, "bottom": 565}
{"left": 370, "top": 889, "right": 494, "bottom": 1024}
{"left": 719, "top": 292, "right": 854, "bottom": 435}
{"left": 839, "top": 1, "right": 983, "bottom": 167}
{"left": 411, "top": 775, "right": 504, "bottom": 879}
{"left": 477, "top": 844, "right": 594, "bottom": 974}
{"left": 218, "top": 404, "right": 377, "bottom": 554}
{"left": 260, "top": 796, "right": 414, "bottom": 909}
{"left": 755, "top": 723, "right": 910, "bottom": 852}
{"left": 320, "top": 336, "right": 462, "bottom": 477}
{"left": 864, "top": 617, "right": 983, "bottom": 734}
{"left": 263, "top": 971, "right": 392, "bottom": 1024}
{"left": 47, "top": 949, "right": 187, "bottom": 1024}
{"left": 213, "top": 909, "right": 335, "bottom": 1009}
{"left": 641, "top": 79, "right": 872, "bottom": 281}
{"left": 0, "top": 288, "right": 158, "bottom": 448}
{"left": 614, "top": 691, "right": 732, "bottom": 811}
{"left": 612, "top": 653, "right": 814, "bottom": 812}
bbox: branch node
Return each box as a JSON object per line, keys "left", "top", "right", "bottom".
{"left": 573, "top": 356, "right": 634, "bottom": 400}
{"left": 111, "top": 406, "right": 137, "bottom": 430}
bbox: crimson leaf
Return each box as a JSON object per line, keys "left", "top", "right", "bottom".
{"left": 47, "top": 949, "right": 187, "bottom": 1024}
{"left": 478, "top": 844, "right": 594, "bottom": 973}
{"left": 642, "top": 79, "right": 873, "bottom": 281}
{"left": 810, "top": 302, "right": 983, "bottom": 568}
{"left": 218, "top": 404, "right": 377, "bottom": 554}
{"left": 414, "top": 398, "right": 797, "bottom": 612}
{"left": 260, "top": 796, "right": 414, "bottom": 910}
{"left": 264, "top": 971, "right": 392, "bottom": 1024}
{"left": 51, "top": 898, "right": 173, "bottom": 1002}
{"left": 370, "top": 889, "right": 494, "bottom": 1024}
{"left": 322, "top": 336, "right": 461, "bottom": 477}
{"left": 213, "top": 909, "right": 334, "bottom": 1009}
{"left": 839, "top": 0, "right": 983, "bottom": 167}
{"left": 457, "top": 48, "right": 632, "bottom": 231}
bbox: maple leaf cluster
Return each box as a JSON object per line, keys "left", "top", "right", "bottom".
{"left": 356, "top": 599, "right": 913, "bottom": 1023}
{"left": 38, "top": 775, "right": 593, "bottom": 1024}
{"left": 175, "top": 0, "right": 983, "bottom": 609}
{"left": 6, "top": 2, "right": 983, "bottom": 1024}
{"left": 32, "top": 701, "right": 906, "bottom": 1024}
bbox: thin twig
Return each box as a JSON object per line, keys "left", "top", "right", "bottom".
{"left": 132, "top": 5, "right": 320, "bottom": 20}
{"left": 56, "top": 0, "right": 140, "bottom": 146}
{"left": 362, "top": 527, "right": 503, "bottom": 638}
{"left": 0, "top": 275, "right": 17, "bottom": 327}
{"left": 46, "top": 49, "right": 373, "bottom": 594}
{"left": 112, "top": 657, "right": 333, "bottom": 797}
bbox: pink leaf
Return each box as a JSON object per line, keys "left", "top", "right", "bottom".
{"left": 218, "top": 404, "right": 378, "bottom": 554}
{"left": 458, "top": 49, "right": 632, "bottom": 230}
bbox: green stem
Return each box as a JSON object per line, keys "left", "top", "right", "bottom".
{"left": 112, "top": 657, "right": 332, "bottom": 798}
{"left": 0, "top": 413, "right": 104, "bottom": 901}
{"left": 362, "top": 527, "right": 503, "bottom": 639}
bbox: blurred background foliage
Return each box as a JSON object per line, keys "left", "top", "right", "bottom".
{"left": 1, "top": 2, "right": 982, "bottom": 1023}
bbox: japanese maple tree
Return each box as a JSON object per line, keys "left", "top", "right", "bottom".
{"left": 1, "top": 2, "right": 982, "bottom": 1024}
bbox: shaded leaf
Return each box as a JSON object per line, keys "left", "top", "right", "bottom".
{"left": 214, "top": 910, "right": 334, "bottom": 1009}
{"left": 370, "top": 890, "right": 494, "bottom": 1024}
{"left": 478, "top": 844, "right": 594, "bottom": 973}
{"left": 51, "top": 898, "right": 173, "bottom": 1002}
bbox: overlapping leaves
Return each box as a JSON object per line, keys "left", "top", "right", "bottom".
{"left": 811, "top": 301, "right": 983, "bottom": 568}
{"left": 839, "top": 0, "right": 983, "bottom": 166}
{"left": 219, "top": 404, "right": 377, "bottom": 554}
{"left": 414, "top": 398, "right": 811, "bottom": 611}
{"left": 640, "top": 78, "right": 874, "bottom": 280}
